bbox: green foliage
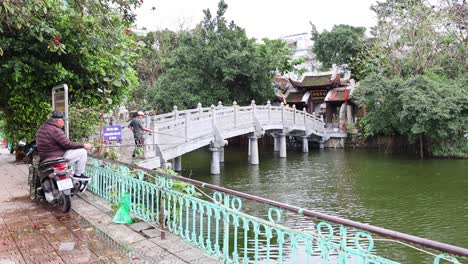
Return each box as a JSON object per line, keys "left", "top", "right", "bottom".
{"left": 0, "top": 0, "right": 139, "bottom": 143}
{"left": 133, "top": 146, "right": 143, "bottom": 159}
{"left": 352, "top": 0, "right": 467, "bottom": 157}
{"left": 102, "top": 148, "right": 120, "bottom": 160}
{"left": 0, "top": 112, "right": 6, "bottom": 141}
{"left": 398, "top": 75, "right": 468, "bottom": 143}
{"left": 146, "top": 1, "right": 296, "bottom": 112}
{"left": 350, "top": 39, "right": 388, "bottom": 81}
{"left": 311, "top": 24, "right": 366, "bottom": 70}
{"left": 137, "top": 30, "right": 183, "bottom": 85}
{"left": 257, "top": 38, "right": 297, "bottom": 75}
{"left": 432, "top": 140, "right": 468, "bottom": 158}
{"left": 128, "top": 30, "right": 185, "bottom": 111}
{"left": 352, "top": 74, "right": 404, "bottom": 137}
{"left": 369, "top": 0, "right": 466, "bottom": 78}
{"left": 159, "top": 168, "right": 178, "bottom": 176}
{"left": 68, "top": 102, "right": 100, "bottom": 141}
{"left": 354, "top": 73, "right": 468, "bottom": 157}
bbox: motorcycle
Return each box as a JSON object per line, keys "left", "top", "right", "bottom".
{"left": 8, "top": 139, "right": 28, "bottom": 161}
{"left": 26, "top": 140, "right": 88, "bottom": 213}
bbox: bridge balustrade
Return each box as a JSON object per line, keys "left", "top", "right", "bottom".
{"left": 86, "top": 156, "right": 468, "bottom": 264}
{"left": 145, "top": 101, "right": 326, "bottom": 164}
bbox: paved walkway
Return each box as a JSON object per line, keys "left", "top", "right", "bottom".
{"left": 0, "top": 147, "right": 132, "bottom": 263}
{"left": 0, "top": 146, "right": 220, "bottom": 264}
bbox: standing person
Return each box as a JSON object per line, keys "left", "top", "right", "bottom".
{"left": 128, "top": 111, "right": 153, "bottom": 158}
{"left": 36, "top": 111, "right": 93, "bottom": 180}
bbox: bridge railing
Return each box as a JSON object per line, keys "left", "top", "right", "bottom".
{"left": 148, "top": 101, "right": 326, "bottom": 157}
{"left": 86, "top": 156, "right": 467, "bottom": 264}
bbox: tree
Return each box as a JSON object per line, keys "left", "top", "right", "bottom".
{"left": 353, "top": 0, "right": 468, "bottom": 157}
{"left": 148, "top": 1, "right": 296, "bottom": 112}
{"left": 398, "top": 74, "right": 468, "bottom": 157}
{"left": 311, "top": 24, "right": 366, "bottom": 70}
{"left": 369, "top": 0, "right": 466, "bottom": 78}
{"left": 0, "top": 0, "right": 140, "bottom": 142}
{"left": 127, "top": 29, "right": 186, "bottom": 111}
{"left": 352, "top": 74, "right": 404, "bottom": 137}
{"left": 136, "top": 30, "right": 184, "bottom": 87}
{"left": 354, "top": 73, "right": 468, "bottom": 157}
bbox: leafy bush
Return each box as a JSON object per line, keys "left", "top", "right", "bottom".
{"left": 354, "top": 73, "right": 468, "bottom": 157}
{"left": 68, "top": 102, "right": 100, "bottom": 141}
{"left": 0, "top": 0, "right": 139, "bottom": 143}
{"left": 432, "top": 140, "right": 468, "bottom": 158}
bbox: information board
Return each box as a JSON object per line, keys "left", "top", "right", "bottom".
{"left": 103, "top": 125, "right": 122, "bottom": 141}
{"left": 53, "top": 91, "right": 65, "bottom": 112}
{"left": 52, "top": 84, "right": 69, "bottom": 138}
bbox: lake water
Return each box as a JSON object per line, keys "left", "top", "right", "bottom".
{"left": 179, "top": 144, "right": 468, "bottom": 262}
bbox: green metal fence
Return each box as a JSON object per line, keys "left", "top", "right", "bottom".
{"left": 85, "top": 157, "right": 466, "bottom": 264}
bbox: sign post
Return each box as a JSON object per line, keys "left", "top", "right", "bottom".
{"left": 52, "top": 84, "right": 69, "bottom": 138}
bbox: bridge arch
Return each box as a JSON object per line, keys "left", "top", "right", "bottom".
{"left": 141, "top": 101, "right": 331, "bottom": 173}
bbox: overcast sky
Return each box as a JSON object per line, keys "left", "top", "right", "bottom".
{"left": 135, "top": 0, "right": 378, "bottom": 39}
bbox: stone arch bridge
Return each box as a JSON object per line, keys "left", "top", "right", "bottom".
{"left": 139, "top": 101, "right": 341, "bottom": 174}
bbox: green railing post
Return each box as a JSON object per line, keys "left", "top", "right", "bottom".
{"left": 85, "top": 157, "right": 466, "bottom": 264}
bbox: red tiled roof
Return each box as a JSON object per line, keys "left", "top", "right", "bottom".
{"left": 325, "top": 88, "right": 348, "bottom": 102}
{"left": 289, "top": 73, "right": 338, "bottom": 89}
{"left": 286, "top": 91, "right": 308, "bottom": 103}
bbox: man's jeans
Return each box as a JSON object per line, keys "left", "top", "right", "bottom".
{"left": 64, "top": 148, "right": 87, "bottom": 175}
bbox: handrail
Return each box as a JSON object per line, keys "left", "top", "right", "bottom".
{"left": 90, "top": 154, "right": 468, "bottom": 258}
{"left": 151, "top": 103, "right": 324, "bottom": 127}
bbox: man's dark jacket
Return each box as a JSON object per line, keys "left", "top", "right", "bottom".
{"left": 36, "top": 120, "right": 83, "bottom": 162}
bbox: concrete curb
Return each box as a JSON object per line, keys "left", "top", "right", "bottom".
{"left": 73, "top": 192, "right": 220, "bottom": 263}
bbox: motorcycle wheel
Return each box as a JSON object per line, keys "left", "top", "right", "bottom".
{"left": 59, "top": 194, "right": 71, "bottom": 213}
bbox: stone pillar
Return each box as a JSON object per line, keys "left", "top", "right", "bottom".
{"left": 220, "top": 148, "right": 225, "bottom": 163}
{"left": 173, "top": 156, "right": 182, "bottom": 172}
{"left": 279, "top": 134, "right": 287, "bottom": 158}
{"left": 302, "top": 136, "right": 309, "bottom": 153}
{"left": 347, "top": 104, "right": 353, "bottom": 124}
{"left": 210, "top": 147, "right": 221, "bottom": 175}
{"left": 249, "top": 136, "right": 259, "bottom": 165}
{"left": 162, "top": 161, "right": 172, "bottom": 170}
{"left": 273, "top": 135, "right": 280, "bottom": 152}
{"left": 248, "top": 137, "right": 251, "bottom": 160}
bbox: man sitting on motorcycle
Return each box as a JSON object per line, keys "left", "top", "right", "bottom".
{"left": 36, "top": 111, "right": 93, "bottom": 180}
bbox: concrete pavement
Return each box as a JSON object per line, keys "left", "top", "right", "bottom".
{"left": 0, "top": 146, "right": 220, "bottom": 264}
{"left": 0, "top": 147, "right": 131, "bottom": 263}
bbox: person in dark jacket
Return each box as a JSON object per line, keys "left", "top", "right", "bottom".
{"left": 36, "top": 111, "right": 92, "bottom": 180}
{"left": 128, "top": 111, "right": 153, "bottom": 158}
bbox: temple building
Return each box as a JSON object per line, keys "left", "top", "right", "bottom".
{"left": 274, "top": 65, "right": 356, "bottom": 131}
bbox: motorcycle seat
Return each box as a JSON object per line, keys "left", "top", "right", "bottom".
{"left": 39, "top": 158, "right": 69, "bottom": 169}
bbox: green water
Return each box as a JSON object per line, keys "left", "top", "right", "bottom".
{"left": 180, "top": 145, "right": 468, "bottom": 262}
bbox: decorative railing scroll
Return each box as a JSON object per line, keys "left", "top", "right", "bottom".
{"left": 86, "top": 157, "right": 467, "bottom": 264}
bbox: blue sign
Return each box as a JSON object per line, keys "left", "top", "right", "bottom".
{"left": 103, "top": 125, "right": 122, "bottom": 141}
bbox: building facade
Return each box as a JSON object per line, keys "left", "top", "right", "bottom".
{"left": 280, "top": 32, "right": 319, "bottom": 73}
